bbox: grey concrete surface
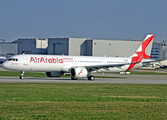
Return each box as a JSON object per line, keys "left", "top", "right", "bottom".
{"left": 0, "top": 65, "right": 167, "bottom": 84}
{"left": 0, "top": 74, "right": 166, "bottom": 84}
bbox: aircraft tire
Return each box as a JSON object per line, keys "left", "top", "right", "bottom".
{"left": 71, "top": 77, "right": 78, "bottom": 80}
{"left": 20, "top": 76, "right": 23, "bottom": 79}
{"left": 88, "top": 75, "right": 95, "bottom": 81}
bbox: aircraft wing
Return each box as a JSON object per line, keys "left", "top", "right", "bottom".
{"left": 85, "top": 63, "right": 135, "bottom": 71}
{"left": 85, "top": 59, "right": 157, "bottom": 71}
{"left": 141, "top": 59, "right": 157, "bottom": 63}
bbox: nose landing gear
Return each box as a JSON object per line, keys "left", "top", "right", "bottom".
{"left": 20, "top": 71, "right": 25, "bottom": 79}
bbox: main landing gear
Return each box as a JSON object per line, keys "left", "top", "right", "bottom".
{"left": 71, "top": 77, "right": 78, "bottom": 80}
{"left": 87, "top": 75, "right": 95, "bottom": 81}
{"left": 20, "top": 71, "right": 25, "bottom": 79}
{"left": 71, "top": 75, "right": 95, "bottom": 81}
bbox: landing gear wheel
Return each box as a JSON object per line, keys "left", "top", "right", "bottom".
{"left": 20, "top": 71, "right": 25, "bottom": 80}
{"left": 20, "top": 76, "right": 24, "bottom": 79}
{"left": 71, "top": 77, "right": 78, "bottom": 80}
{"left": 88, "top": 75, "right": 95, "bottom": 81}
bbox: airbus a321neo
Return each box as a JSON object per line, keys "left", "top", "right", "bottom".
{"left": 2, "top": 34, "right": 154, "bottom": 80}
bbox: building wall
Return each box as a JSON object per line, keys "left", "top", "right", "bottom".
{"left": 0, "top": 43, "right": 17, "bottom": 57}
{"left": 18, "top": 38, "right": 48, "bottom": 54}
{"left": 47, "top": 38, "right": 69, "bottom": 55}
{"left": 160, "top": 46, "right": 167, "bottom": 60}
{"left": 151, "top": 47, "right": 160, "bottom": 60}
{"left": 18, "top": 39, "right": 36, "bottom": 54}
{"left": 150, "top": 42, "right": 160, "bottom": 60}
{"left": 80, "top": 40, "right": 92, "bottom": 56}
{"left": 17, "top": 37, "right": 166, "bottom": 60}
{"left": 47, "top": 38, "right": 87, "bottom": 56}
{"left": 69, "top": 38, "right": 86, "bottom": 56}
{"left": 35, "top": 38, "right": 48, "bottom": 54}
{"left": 92, "top": 40, "right": 142, "bottom": 57}
{"left": 47, "top": 38, "right": 144, "bottom": 57}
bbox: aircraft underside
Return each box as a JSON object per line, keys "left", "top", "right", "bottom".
{"left": 18, "top": 63, "right": 141, "bottom": 81}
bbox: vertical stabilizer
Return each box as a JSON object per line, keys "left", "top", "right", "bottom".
{"left": 131, "top": 34, "right": 154, "bottom": 60}
{"left": 126, "top": 34, "right": 154, "bottom": 71}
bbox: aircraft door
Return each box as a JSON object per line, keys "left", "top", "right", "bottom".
{"left": 101, "top": 59, "right": 105, "bottom": 64}
{"left": 23, "top": 55, "right": 29, "bottom": 66}
{"left": 74, "top": 58, "right": 77, "bottom": 65}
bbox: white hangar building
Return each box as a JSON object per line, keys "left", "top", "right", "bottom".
{"left": 87, "top": 39, "right": 142, "bottom": 57}
{"left": 47, "top": 38, "right": 87, "bottom": 56}
{"left": 17, "top": 37, "right": 164, "bottom": 60}
{"left": 47, "top": 37, "right": 142, "bottom": 57}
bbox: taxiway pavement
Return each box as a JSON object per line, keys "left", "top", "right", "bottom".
{"left": 0, "top": 74, "right": 167, "bottom": 84}
{"left": 0, "top": 65, "right": 167, "bottom": 84}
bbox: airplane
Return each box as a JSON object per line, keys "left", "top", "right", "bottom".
{"left": 0, "top": 56, "right": 7, "bottom": 63}
{"left": 2, "top": 34, "right": 154, "bottom": 80}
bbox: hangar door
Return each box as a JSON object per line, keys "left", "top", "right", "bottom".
{"left": 53, "top": 43, "right": 64, "bottom": 55}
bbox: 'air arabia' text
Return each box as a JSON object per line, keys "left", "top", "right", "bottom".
{"left": 30, "top": 57, "right": 63, "bottom": 64}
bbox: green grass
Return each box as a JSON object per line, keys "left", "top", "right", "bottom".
{"left": 130, "top": 71, "right": 167, "bottom": 75}
{"left": 0, "top": 84, "right": 167, "bottom": 119}
{"left": 0, "top": 71, "right": 47, "bottom": 77}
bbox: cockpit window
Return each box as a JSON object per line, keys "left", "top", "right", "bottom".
{"left": 8, "top": 58, "right": 18, "bottom": 61}
{"left": 8, "top": 58, "right": 12, "bottom": 61}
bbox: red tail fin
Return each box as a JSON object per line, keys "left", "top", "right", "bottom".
{"left": 126, "top": 34, "right": 154, "bottom": 71}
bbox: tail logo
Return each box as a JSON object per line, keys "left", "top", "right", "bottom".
{"left": 126, "top": 35, "right": 154, "bottom": 71}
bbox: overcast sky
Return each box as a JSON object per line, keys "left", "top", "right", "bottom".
{"left": 0, "top": 0, "right": 167, "bottom": 42}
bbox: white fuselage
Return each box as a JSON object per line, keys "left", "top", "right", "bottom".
{"left": 2, "top": 54, "right": 142, "bottom": 73}
{"left": 2, "top": 34, "right": 154, "bottom": 80}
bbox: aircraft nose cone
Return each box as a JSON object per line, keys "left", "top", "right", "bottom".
{"left": 2, "top": 62, "right": 9, "bottom": 70}
{"left": 2, "top": 62, "right": 6, "bottom": 68}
